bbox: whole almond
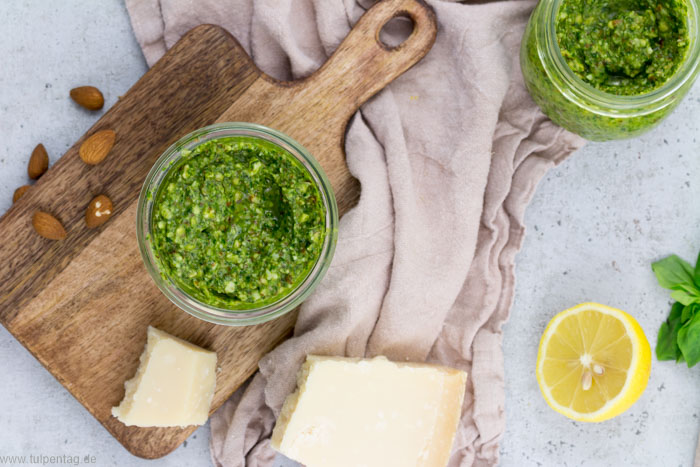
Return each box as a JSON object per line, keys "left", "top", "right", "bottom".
{"left": 28, "top": 143, "right": 49, "bottom": 179}
{"left": 13, "top": 185, "right": 31, "bottom": 203}
{"left": 79, "top": 130, "right": 116, "bottom": 165}
{"left": 70, "top": 86, "right": 104, "bottom": 110}
{"left": 32, "top": 211, "right": 67, "bottom": 240}
{"left": 85, "top": 194, "right": 113, "bottom": 228}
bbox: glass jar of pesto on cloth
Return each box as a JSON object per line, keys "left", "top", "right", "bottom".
{"left": 137, "top": 123, "right": 338, "bottom": 326}
{"left": 521, "top": 0, "right": 700, "bottom": 141}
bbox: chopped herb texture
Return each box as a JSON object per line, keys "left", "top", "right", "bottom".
{"left": 520, "top": 0, "right": 698, "bottom": 140}
{"left": 151, "top": 137, "right": 326, "bottom": 309}
{"left": 557, "top": 0, "right": 689, "bottom": 95}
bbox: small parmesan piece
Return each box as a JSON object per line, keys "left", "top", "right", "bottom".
{"left": 111, "top": 326, "right": 217, "bottom": 427}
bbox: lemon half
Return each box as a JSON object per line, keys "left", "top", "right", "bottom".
{"left": 536, "top": 302, "right": 651, "bottom": 422}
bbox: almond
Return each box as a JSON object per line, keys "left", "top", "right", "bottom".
{"left": 13, "top": 185, "right": 31, "bottom": 203}
{"left": 70, "top": 86, "right": 104, "bottom": 110}
{"left": 28, "top": 143, "right": 49, "bottom": 179}
{"left": 79, "top": 130, "right": 116, "bottom": 165}
{"left": 85, "top": 194, "right": 113, "bottom": 228}
{"left": 32, "top": 211, "right": 67, "bottom": 241}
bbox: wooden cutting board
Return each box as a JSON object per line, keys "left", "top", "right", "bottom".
{"left": 0, "top": 0, "right": 436, "bottom": 459}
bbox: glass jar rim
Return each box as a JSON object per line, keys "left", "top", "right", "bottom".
{"left": 136, "top": 122, "right": 339, "bottom": 326}
{"left": 539, "top": 0, "right": 700, "bottom": 115}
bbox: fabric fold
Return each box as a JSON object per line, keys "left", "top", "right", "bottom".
{"left": 124, "top": 0, "right": 586, "bottom": 465}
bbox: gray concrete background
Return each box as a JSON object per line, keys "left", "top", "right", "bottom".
{"left": 0, "top": 1, "right": 698, "bottom": 466}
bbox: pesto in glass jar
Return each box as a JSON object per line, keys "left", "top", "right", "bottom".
{"left": 150, "top": 137, "right": 325, "bottom": 309}
{"left": 520, "top": 0, "right": 700, "bottom": 141}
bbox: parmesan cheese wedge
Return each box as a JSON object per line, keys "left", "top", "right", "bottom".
{"left": 111, "top": 326, "right": 217, "bottom": 428}
{"left": 271, "top": 355, "right": 467, "bottom": 467}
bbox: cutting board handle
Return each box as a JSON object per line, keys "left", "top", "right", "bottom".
{"left": 300, "top": 0, "right": 437, "bottom": 120}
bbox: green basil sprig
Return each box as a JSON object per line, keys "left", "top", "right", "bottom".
{"left": 653, "top": 252, "right": 700, "bottom": 367}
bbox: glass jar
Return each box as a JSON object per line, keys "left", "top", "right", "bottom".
{"left": 136, "top": 123, "right": 338, "bottom": 326}
{"left": 521, "top": 0, "right": 700, "bottom": 141}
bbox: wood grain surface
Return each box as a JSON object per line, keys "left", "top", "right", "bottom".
{"left": 0, "top": 0, "right": 436, "bottom": 459}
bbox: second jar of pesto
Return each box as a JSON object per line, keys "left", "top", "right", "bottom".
{"left": 521, "top": 0, "right": 700, "bottom": 141}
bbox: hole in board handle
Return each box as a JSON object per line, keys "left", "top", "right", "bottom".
{"left": 378, "top": 13, "right": 415, "bottom": 49}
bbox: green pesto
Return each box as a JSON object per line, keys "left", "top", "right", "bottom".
{"left": 151, "top": 137, "right": 325, "bottom": 309}
{"left": 520, "top": 0, "right": 696, "bottom": 140}
{"left": 556, "top": 0, "right": 689, "bottom": 95}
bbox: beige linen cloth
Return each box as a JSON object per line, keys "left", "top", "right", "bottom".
{"left": 126, "top": 0, "right": 586, "bottom": 465}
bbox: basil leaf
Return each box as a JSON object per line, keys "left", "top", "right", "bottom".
{"left": 670, "top": 289, "right": 700, "bottom": 306}
{"left": 656, "top": 302, "right": 684, "bottom": 361}
{"left": 681, "top": 303, "right": 699, "bottom": 323}
{"left": 695, "top": 250, "right": 700, "bottom": 287}
{"left": 676, "top": 282, "right": 700, "bottom": 295}
{"left": 677, "top": 312, "right": 700, "bottom": 367}
{"left": 652, "top": 255, "right": 696, "bottom": 291}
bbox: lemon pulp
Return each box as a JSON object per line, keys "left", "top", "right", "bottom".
{"left": 536, "top": 302, "right": 651, "bottom": 422}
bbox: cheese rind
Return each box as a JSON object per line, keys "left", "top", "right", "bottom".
{"left": 271, "top": 355, "right": 467, "bottom": 467}
{"left": 111, "top": 326, "right": 217, "bottom": 427}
